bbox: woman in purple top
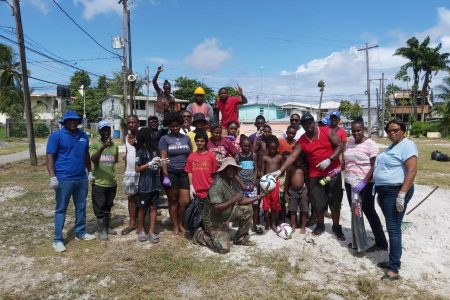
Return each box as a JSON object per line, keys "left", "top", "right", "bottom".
{"left": 159, "top": 112, "right": 193, "bottom": 235}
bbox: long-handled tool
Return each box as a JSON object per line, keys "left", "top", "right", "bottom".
{"left": 401, "top": 186, "right": 439, "bottom": 231}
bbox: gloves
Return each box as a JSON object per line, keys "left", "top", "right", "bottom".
{"left": 328, "top": 168, "right": 341, "bottom": 177}
{"left": 396, "top": 191, "right": 406, "bottom": 212}
{"left": 148, "top": 157, "right": 161, "bottom": 167}
{"left": 268, "top": 170, "right": 282, "bottom": 179}
{"left": 353, "top": 180, "right": 367, "bottom": 193}
{"left": 88, "top": 172, "right": 95, "bottom": 183}
{"left": 189, "top": 185, "right": 196, "bottom": 200}
{"left": 316, "top": 158, "right": 331, "bottom": 170}
{"left": 49, "top": 176, "right": 59, "bottom": 189}
{"left": 226, "top": 135, "right": 236, "bottom": 142}
{"left": 163, "top": 176, "right": 171, "bottom": 187}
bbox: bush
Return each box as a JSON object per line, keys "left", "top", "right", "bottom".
{"left": 34, "top": 123, "right": 50, "bottom": 138}
{"left": 9, "top": 121, "right": 27, "bottom": 138}
{"left": 410, "top": 121, "right": 439, "bottom": 137}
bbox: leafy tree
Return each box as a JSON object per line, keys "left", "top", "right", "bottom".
{"left": 0, "top": 44, "right": 24, "bottom": 119}
{"left": 69, "top": 88, "right": 103, "bottom": 123}
{"left": 435, "top": 76, "right": 450, "bottom": 136}
{"left": 419, "top": 42, "right": 450, "bottom": 121}
{"left": 107, "top": 71, "right": 144, "bottom": 98}
{"left": 96, "top": 75, "right": 108, "bottom": 93}
{"left": 173, "top": 76, "right": 214, "bottom": 103}
{"left": 338, "top": 100, "right": 362, "bottom": 120}
{"left": 69, "top": 70, "right": 91, "bottom": 95}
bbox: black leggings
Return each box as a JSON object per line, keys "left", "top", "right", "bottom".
{"left": 345, "top": 182, "right": 388, "bottom": 248}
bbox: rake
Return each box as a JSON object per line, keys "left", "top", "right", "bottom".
{"left": 401, "top": 186, "right": 439, "bottom": 231}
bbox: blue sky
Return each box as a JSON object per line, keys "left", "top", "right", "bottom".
{"left": 1, "top": 0, "right": 450, "bottom": 105}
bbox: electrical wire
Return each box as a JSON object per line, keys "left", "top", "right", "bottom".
{"left": 51, "top": 0, "right": 122, "bottom": 59}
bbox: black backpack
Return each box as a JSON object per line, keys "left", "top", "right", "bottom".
{"left": 431, "top": 150, "right": 450, "bottom": 162}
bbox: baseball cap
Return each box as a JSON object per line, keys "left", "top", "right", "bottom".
{"left": 97, "top": 120, "right": 111, "bottom": 131}
{"left": 330, "top": 111, "right": 341, "bottom": 118}
{"left": 301, "top": 112, "right": 314, "bottom": 122}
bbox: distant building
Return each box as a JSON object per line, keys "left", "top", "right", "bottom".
{"left": 280, "top": 100, "right": 341, "bottom": 121}
{"left": 238, "top": 103, "right": 284, "bottom": 123}
{"left": 389, "top": 90, "right": 432, "bottom": 123}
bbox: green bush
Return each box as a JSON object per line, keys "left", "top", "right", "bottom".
{"left": 10, "top": 121, "right": 27, "bottom": 138}
{"left": 34, "top": 123, "right": 50, "bottom": 138}
{"left": 410, "top": 121, "right": 439, "bottom": 137}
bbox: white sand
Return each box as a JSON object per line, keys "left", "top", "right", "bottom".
{"left": 196, "top": 184, "right": 450, "bottom": 294}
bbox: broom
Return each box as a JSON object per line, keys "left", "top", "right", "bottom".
{"left": 401, "top": 186, "right": 439, "bottom": 231}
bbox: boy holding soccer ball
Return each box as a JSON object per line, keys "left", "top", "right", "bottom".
{"left": 261, "top": 135, "right": 282, "bottom": 231}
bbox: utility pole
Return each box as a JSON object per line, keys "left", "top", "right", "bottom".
{"left": 12, "top": 0, "right": 37, "bottom": 166}
{"left": 127, "top": 9, "right": 135, "bottom": 114}
{"left": 357, "top": 43, "right": 378, "bottom": 136}
{"left": 145, "top": 66, "right": 150, "bottom": 118}
{"left": 318, "top": 80, "right": 325, "bottom": 119}
{"left": 119, "top": 0, "right": 129, "bottom": 116}
{"left": 381, "top": 72, "right": 386, "bottom": 137}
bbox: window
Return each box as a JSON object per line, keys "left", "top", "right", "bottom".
{"left": 133, "top": 100, "right": 146, "bottom": 110}
{"left": 259, "top": 107, "right": 264, "bottom": 115}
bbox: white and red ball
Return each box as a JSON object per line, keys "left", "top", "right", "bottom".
{"left": 259, "top": 174, "right": 277, "bottom": 193}
{"left": 276, "top": 223, "right": 293, "bottom": 240}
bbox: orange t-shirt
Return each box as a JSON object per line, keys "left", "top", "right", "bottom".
{"left": 278, "top": 138, "right": 296, "bottom": 154}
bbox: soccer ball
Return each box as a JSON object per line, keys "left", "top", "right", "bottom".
{"left": 276, "top": 223, "right": 293, "bottom": 240}
{"left": 260, "top": 174, "right": 277, "bottom": 193}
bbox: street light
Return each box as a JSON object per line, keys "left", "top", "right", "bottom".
{"left": 318, "top": 80, "right": 325, "bottom": 119}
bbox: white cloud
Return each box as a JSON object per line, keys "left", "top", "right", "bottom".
{"left": 184, "top": 38, "right": 232, "bottom": 73}
{"left": 73, "top": 0, "right": 121, "bottom": 20}
{"left": 144, "top": 56, "right": 169, "bottom": 65}
{"left": 29, "top": 0, "right": 50, "bottom": 14}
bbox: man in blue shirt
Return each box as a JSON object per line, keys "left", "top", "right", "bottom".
{"left": 46, "top": 110, "right": 96, "bottom": 252}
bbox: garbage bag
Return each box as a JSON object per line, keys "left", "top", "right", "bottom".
{"left": 431, "top": 150, "right": 450, "bottom": 162}
{"left": 184, "top": 196, "right": 204, "bottom": 234}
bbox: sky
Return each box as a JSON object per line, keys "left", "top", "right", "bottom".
{"left": 1, "top": 0, "right": 450, "bottom": 106}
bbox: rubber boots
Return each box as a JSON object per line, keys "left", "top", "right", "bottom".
{"left": 97, "top": 217, "right": 108, "bottom": 241}
{"left": 105, "top": 214, "right": 117, "bottom": 235}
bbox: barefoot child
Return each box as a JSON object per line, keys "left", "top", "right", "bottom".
{"left": 254, "top": 124, "right": 272, "bottom": 179}
{"left": 235, "top": 135, "right": 261, "bottom": 233}
{"left": 285, "top": 158, "right": 308, "bottom": 234}
{"left": 261, "top": 135, "right": 282, "bottom": 231}
{"left": 278, "top": 151, "right": 291, "bottom": 223}
{"left": 135, "top": 127, "right": 162, "bottom": 243}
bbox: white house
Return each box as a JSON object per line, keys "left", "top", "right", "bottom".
{"left": 280, "top": 100, "right": 341, "bottom": 121}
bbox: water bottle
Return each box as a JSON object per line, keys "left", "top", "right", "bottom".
{"left": 319, "top": 176, "right": 332, "bottom": 186}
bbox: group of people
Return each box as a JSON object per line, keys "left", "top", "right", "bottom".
{"left": 46, "top": 70, "right": 417, "bottom": 281}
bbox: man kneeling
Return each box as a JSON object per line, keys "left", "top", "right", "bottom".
{"left": 194, "top": 157, "right": 264, "bottom": 253}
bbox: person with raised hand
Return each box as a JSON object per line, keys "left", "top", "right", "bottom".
{"left": 153, "top": 65, "right": 175, "bottom": 121}
{"left": 216, "top": 85, "right": 248, "bottom": 136}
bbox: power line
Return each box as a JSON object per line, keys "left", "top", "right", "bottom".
{"left": 14, "top": 71, "right": 68, "bottom": 86}
{"left": 51, "top": 0, "right": 122, "bottom": 59}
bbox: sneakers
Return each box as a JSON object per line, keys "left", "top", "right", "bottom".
{"left": 332, "top": 225, "right": 345, "bottom": 241}
{"left": 75, "top": 233, "right": 96, "bottom": 241}
{"left": 53, "top": 241, "right": 66, "bottom": 253}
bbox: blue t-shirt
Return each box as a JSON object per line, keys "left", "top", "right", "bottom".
{"left": 158, "top": 133, "right": 192, "bottom": 171}
{"left": 46, "top": 128, "right": 89, "bottom": 181}
{"left": 373, "top": 138, "right": 418, "bottom": 186}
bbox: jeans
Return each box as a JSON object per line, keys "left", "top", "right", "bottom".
{"left": 54, "top": 179, "right": 89, "bottom": 242}
{"left": 345, "top": 182, "right": 388, "bottom": 249}
{"left": 376, "top": 185, "right": 414, "bottom": 273}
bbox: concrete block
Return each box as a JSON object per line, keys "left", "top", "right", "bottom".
{"left": 427, "top": 132, "right": 442, "bottom": 139}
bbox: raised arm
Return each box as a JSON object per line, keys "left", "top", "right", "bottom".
{"left": 235, "top": 85, "right": 248, "bottom": 105}
{"left": 152, "top": 65, "right": 163, "bottom": 94}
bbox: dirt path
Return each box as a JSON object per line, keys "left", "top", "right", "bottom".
{"left": 0, "top": 143, "right": 46, "bottom": 166}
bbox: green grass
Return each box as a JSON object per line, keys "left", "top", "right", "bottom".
{"left": 0, "top": 138, "right": 48, "bottom": 155}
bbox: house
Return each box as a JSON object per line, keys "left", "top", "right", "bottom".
{"left": 238, "top": 103, "right": 284, "bottom": 123}
{"left": 389, "top": 90, "right": 432, "bottom": 123}
{"left": 279, "top": 100, "right": 341, "bottom": 121}
{"left": 0, "top": 93, "right": 72, "bottom": 124}
{"left": 100, "top": 95, "right": 189, "bottom": 131}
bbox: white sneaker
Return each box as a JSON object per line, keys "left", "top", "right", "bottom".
{"left": 53, "top": 241, "right": 66, "bottom": 253}
{"left": 75, "top": 233, "right": 96, "bottom": 241}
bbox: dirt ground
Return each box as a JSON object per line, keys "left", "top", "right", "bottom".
{"left": 0, "top": 147, "right": 449, "bottom": 299}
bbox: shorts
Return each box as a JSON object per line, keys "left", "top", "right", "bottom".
{"left": 287, "top": 186, "right": 308, "bottom": 213}
{"left": 123, "top": 171, "right": 139, "bottom": 196}
{"left": 309, "top": 173, "right": 343, "bottom": 213}
{"left": 262, "top": 180, "right": 281, "bottom": 212}
{"left": 167, "top": 169, "right": 189, "bottom": 190}
{"left": 279, "top": 191, "right": 285, "bottom": 208}
{"left": 137, "top": 191, "right": 159, "bottom": 208}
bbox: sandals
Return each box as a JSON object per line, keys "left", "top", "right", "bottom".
{"left": 381, "top": 272, "right": 400, "bottom": 281}
{"left": 148, "top": 233, "right": 160, "bottom": 244}
{"left": 121, "top": 226, "right": 137, "bottom": 235}
{"left": 137, "top": 232, "right": 147, "bottom": 242}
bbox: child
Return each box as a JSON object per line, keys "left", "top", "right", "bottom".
{"left": 278, "top": 151, "right": 291, "bottom": 223}
{"left": 226, "top": 121, "right": 241, "bottom": 153}
{"left": 261, "top": 135, "right": 282, "bottom": 231}
{"left": 248, "top": 115, "right": 266, "bottom": 146}
{"left": 135, "top": 127, "right": 162, "bottom": 243}
{"left": 89, "top": 120, "right": 119, "bottom": 241}
{"left": 254, "top": 124, "right": 272, "bottom": 179}
{"left": 187, "top": 113, "right": 211, "bottom": 152}
{"left": 185, "top": 131, "right": 217, "bottom": 232}
{"left": 285, "top": 157, "right": 308, "bottom": 234}
{"left": 235, "top": 135, "right": 262, "bottom": 234}
{"left": 207, "top": 122, "right": 237, "bottom": 165}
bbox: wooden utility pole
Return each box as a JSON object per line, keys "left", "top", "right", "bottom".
{"left": 13, "top": 0, "right": 37, "bottom": 165}
{"left": 381, "top": 72, "right": 386, "bottom": 137}
{"left": 127, "top": 9, "right": 135, "bottom": 114}
{"left": 357, "top": 43, "right": 378, "bottom": 136}
{"left": 317, "top": 80, "right": 325, "bottom": 119}
{"left": 119, "top": 0, "right": 129, "bottom": 116}
{"left": 145, "top": 66, "right": 150, "bottom": 118}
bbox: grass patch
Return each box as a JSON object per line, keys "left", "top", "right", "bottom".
{"left": 0, "top": 138, "right": 48, "bottom": 155}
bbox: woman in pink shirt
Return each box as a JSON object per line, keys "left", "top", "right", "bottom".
{"left": 343, "top": 117, "right": 387, "bottom": 253}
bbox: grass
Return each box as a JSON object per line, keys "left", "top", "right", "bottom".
{"left": 0, "top": 147, "right": 449, "bottom": 299}
{"left": 0, "top": 138, "right": 48, "bottom": 155}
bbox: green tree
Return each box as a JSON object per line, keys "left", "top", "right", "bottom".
{"left": 419, "top": 42, "right": 450, "bottom": 121}
{"left": 435, "top": 76, "right": 450, "bottom": 136}
{"left": 69, "top": 70, "right": 91, "bottom": 95}
{"left": 173, "top": 76, "right": 214, "bottom": 103}
{"left": 0, "top": 44, "right": 24, "bottom": 119}
{"left": 69, "top": 88, "right": 103, "bottom": 123}
{"left": 394, "top": 36, "right": 428, "bottom": 121}
{"left": 338, "top": 100, "right": 362, "bottom": 120}
{"left": 384, "top": 83, "right": 402, "bottom": 121}
{"left": 107, "top": 71, "right": 144, "bottom": 97}
{"left": 96, "top": 75, "right": 108, "bottom": 94}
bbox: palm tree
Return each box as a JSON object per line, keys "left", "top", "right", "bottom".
{"left": 394, "top": 37, "right": 430, "bottom": 121}
{"left": 435, "top": 77, "right": 450, "bottom": 136}
{"left": 419, "top": 43, "right": 450, "bottom": 121}
{"left": 0, "top": 43, "right": 24, "bottom": 119}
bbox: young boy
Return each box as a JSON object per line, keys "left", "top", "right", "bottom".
{"left": 185, "top": 131, "right": 217, "bottom": 232}
{"left": 261, "top": 135, "right": 282, "bottom": 231}
{"left": 254, "top": 124, "right": 272, "bottom": 179}
{"left": 135, "top": 127, "right": 162, "bottom": 243}
{"left": 278, "top": 151, "right": 290, "bottom": 223}
{"left": 248, "top": 115, "right": 266, "bottom": 146}
{"left": 285, "top": 158, "right": 308, "bottom": 234}
{"left": 90, "top": 120, "right": 119, "bottom": 241}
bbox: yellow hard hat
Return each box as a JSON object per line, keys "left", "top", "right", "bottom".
{"left": 194, "top": 87, "right": 205, "bottom": 95}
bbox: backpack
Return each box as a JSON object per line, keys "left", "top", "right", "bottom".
{"left": 431, "top": 150, "right": 450, "bottom": 162}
